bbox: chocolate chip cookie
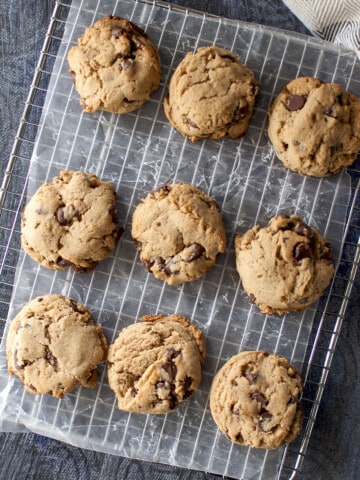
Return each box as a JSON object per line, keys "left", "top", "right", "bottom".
{"left": 235, "top": 214, "right": 334, "bottom": 315}
{"left": 131, "top": 182, "right": 226, "bottom": 285}
{"left": 67, "top": 15, "right": 161, "bottom": 114}
{"left": 164, "top": 45, "right": 259, "bottom": 141}
{"left": 210, "top": 350, "right": 303, "bottom": 449}
{"left": 6, "top": 294, "right": 108, "bottom": 398}
{"left": 268, "top": 77, "right": 360, "bottom": 176}
{"left": 21, "top": 170, "right": 120, "bottom": 272}
{"left": 107, "top": 314, "right": 206, "bottom": 414}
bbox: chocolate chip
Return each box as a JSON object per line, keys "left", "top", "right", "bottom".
{"left": 186, "top": 243, "right": 205, "bottom": 262}
{"left": 320, "top": 242, "right": 333, "bottom": 262}
{"left": 141, "top": 258, "right": 154, "bottom": 272}
{"left": 288, "top": 395, "right": 297, "bottom": 404}
{"left": 180, "top": 376, "right": 193, "bottom": 399}
{"left": 56, "top": 208, "right": 67, "bottom": 225}
{"left": 220, "top": 54, "right": 235, "bottom": 62}
{"left": 55, "top": 257, "right": 74, "bottom": 268}
{"left": 250, "top": 391, "right": 267, "bottom": 406}
{"left": 134, "top": 239, "right": 142, "bottom": 250}
{"left": 69, "top": 299, "right": 82, "bottom": 313}
{"left": 293, "top": 242, "right": 312, "bottom": 261}
{"left": 111, "top": 25, "right": 125, "bottom": 37}
{"left": 122, "top": 59, "right": 133, "bottom": 71}
{"left": 131, "top": 387, "right": 138, "bottom": 397}
{"left": 166, "top": 348, "right": 180, "bottom": 361}
{"left": 163, "top": 257, "right": 177, "bottom": 275}
{"left": 160, "top": 362, "right": 177, "bottom": 381}
{"left": 245, "top": 372, "right": 257, "bottom": 385}
{"left": 258, "top": 411, "right": 273, "bottom": 431}
{"left": 168, "top": 393, "right": 178, "bottom": 410}
{"left": 286, "top": 94, "right": 306, "bottom": 111}
{"left": 45, "top": 349, "right": 57, "bottom": 367}
{"left": 249, "top": 293, "right": 256, "bottom": 304}
{"left": 293, "top": 222, "right": 313, "bottom": 238}
{"left": 233, "top": 104, "right": 249, "bottom": 121}
{"left": 186, "top": 118, "right": 199, "bottom": 129}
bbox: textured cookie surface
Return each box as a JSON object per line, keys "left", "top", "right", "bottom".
{"left": 21, "top": 170, "right": 120, "bottom": 272}
{"left": 268, "top": 77, "right": 360, "bottom": 176}
{"left": 210, "top": 350, "right": 303, "bottom": 449}
{"left": 107, "top": 314, "right": 206, "bottom": 414}
{"left": 131, "top": 182, "right": 226, "bottom": 285}
{"left": 235, "top": 214, "right": 334, "bottom": 315}
{"left": 6, "top": 294, "right": 108, "bottom": 398}
{"left": 164, "top": 45, "right": 259, "bottom": 141}
{"left": 67, "top": 15, "right": 161, "bottom": 114}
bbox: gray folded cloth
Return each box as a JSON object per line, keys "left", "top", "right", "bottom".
{"left": 283, "top": 0, "right": 360, "bottom": 57}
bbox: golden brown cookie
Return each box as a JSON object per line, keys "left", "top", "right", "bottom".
{"left": 21, "top": 170, "right": 120, "bottom": 272}
{"left": 107, "top": 314, "right": 206, "bottom": 414}
{"left": 6, "top": 294, "right": 108, "bottom": 398}
{"left": 235, "top": 214, "right": 334, "bottom": 315}
{"left": 131, "top": 182, "right": 226, "bottom": 285}
{"left": 164, "top": 45, "right": 259, "bottom": 141}
{"left": 210, "top": 350, "right": 303, "bottom": 449}
{"left": 268, "top": 77, "right": 360, "bottom": 176}
{"left": 67, "top": 15, "right": 161, "bottom": 114}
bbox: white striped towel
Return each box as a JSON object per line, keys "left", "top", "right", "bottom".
{"left": 283, "top": 0, "right": 360, "bottom": 57}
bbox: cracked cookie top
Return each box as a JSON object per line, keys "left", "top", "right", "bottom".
{"left": 163, "top": 45, "right": 259, "bottom": 141}
{"left": 107, "top": 314, "right": 206, "bottom": 414}
{"left": 268, "top": 76, "right": 360, "bottom": 176}
{"left": 67, "top": 15, "right": 161, "bottom": 114}
{"left": 131, "top": 182, "right": 226, "bottom": 285}
{"left": 21, "top": 170, "right": 121, "bottom": 272}
{"left": 210, "top": 350, "right": 303, "bottom": 449}
{"left": 6, "top": 294, "right": 108, "bottom": 398}
{"left": 235, "top": 214, "right": 334, "bottom": 315}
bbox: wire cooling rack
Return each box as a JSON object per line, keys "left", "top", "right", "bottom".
{"left": 0, "top": 1, "right": 359, "bottom": 479}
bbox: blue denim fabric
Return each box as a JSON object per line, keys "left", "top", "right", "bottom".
{"left": 0, "top": 2, "right": 358, "bottom": 480}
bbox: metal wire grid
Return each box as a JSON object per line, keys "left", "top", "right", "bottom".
{"left": 0, "top": 0, "right": 359, "bottom": 479}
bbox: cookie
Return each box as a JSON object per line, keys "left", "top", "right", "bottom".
{"left": 6, "top": 294, "right": 108, "bottom": 398}
{"left": 131, "top": 182, "right": 226, "bottom": 285}
{"left": 67, "top": 15, "right": 161, "bottom": 114}
{"left": 210, "top": 350, "right": 303, "bottom": 449}
{"left": 235, "top": 214, "right": 334, "bottom": 315}
{"left": 107, "top": 314, "right": 206, "bottom": 414}
{"left": 163, "top": 45, "right": 259, "bottom": 141}
{"left": 268, "top": 77, "right": 360, "bottom": 176}
{"left": 21, "top": 170, "right": 120, "bottom": 272}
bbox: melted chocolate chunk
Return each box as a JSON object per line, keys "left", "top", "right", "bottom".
{"left": 233, "top": 104, "right": 249, "bottom": 121}
{"left": 166, "top": 348, "right": 180, "bottom": 361}
{"left": 180, "top": 376, "right": 193, "bottom": 399}
{"left": 249, "top": 293, "right": 256, "bottom": 304}
{"left": 186, "top": 118, "right": 199, "bottom": 129}
{"left": 122, "top": 58, "right": 133, "bottom": 71}
{"left": 258, "top": 411, "right": 273, "bottom": 431}
{"left": 141, "top": 258, "right": 154, "bottom": 272}
{"left": 286, "top": 94, "right": 306, "bottom": 111}
{"left": 245, "top": 372, "right": 257, "bottom": 385}
{"left": 293, "top": 222, "right": 313, "bottom": 238}
{"left": 111, "top": 25, "right": 126, "bottom": 37}
{"left": 186, "top": 243, "right": 205, "bottom": 262}
{"left": 231, "top": 404, "right": 240, "bottom": 415}
{"left": 55, "top": 256, "right": 74, "bottom": 268}
{"left": 160, "top": 362, "right": 177, "bottom": 380}
{"left": 320, "top": 242, "right": 333, "bottom": 262}
{"left": 250, "top": 391, "right": 267, "bottom": 406}
{"left": 131, "top": 387, "right": 138, "bottom": 397}
{"left": 293, "top": 242, "right": 312, "bottom": 261}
